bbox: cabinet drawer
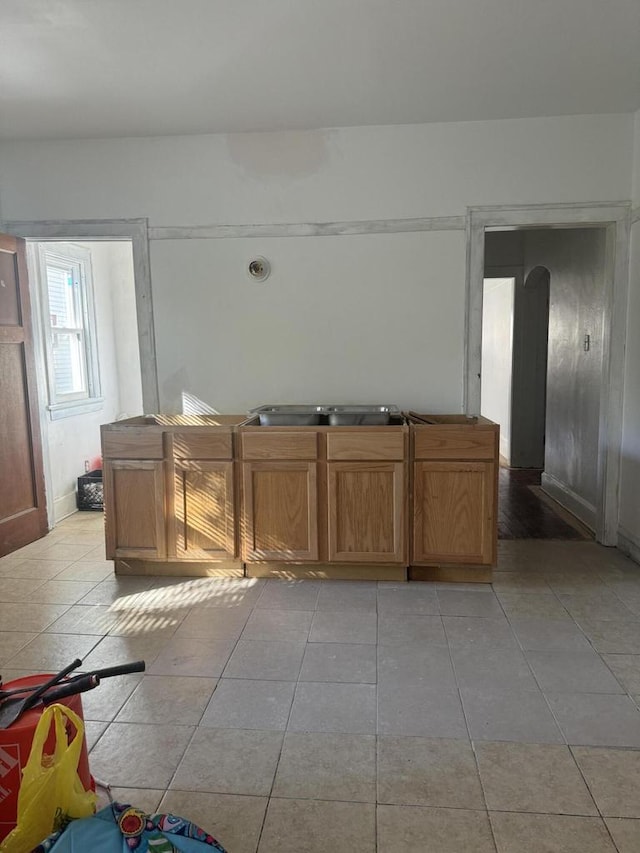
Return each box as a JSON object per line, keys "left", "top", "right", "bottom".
{"left": 327, "top": 431, "right": 405, "bottom": 461}
{"left": 102, "top": 430, "right": 164, "bottom": 459}
{"left": 241, "top": 431, "right": 318, "bottom": 460}
{"left": 413, "top": 427, "right": 496, "bottom": 460}
{"left": 169, "top": 431, "right": 232, "bottom": 459}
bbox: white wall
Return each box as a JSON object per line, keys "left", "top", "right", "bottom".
{"left": 152, "top": 231, "right": 465, "bottom": 413}
{"left": 524, "top": 229, "right": 607, "bottom": 528}
{"left": 481, "top": 278, "right": 514, "bottom": 461}
{"left": 619, "top": 109, "right": 640, "bottom": 556}
{"left": 0, "top": 114, "right": 633, "bottom": 418}
{"left": 39, "top": 241, "right": 142, "bottom": 522}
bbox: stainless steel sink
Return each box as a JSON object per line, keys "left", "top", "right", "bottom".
{"left": 249, "top": 404, "right": 399, "bottom": 426}
{"left": 250, "top": 405, "right": 324, "bottom": 426}
{"left": 326, "top": 405, "right": 397, "bottom": 426}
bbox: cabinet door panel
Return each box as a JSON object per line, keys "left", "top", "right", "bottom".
{"left": 104, "top": 460, "right": 166, "bottom": 559}
{"left": 328, "top": 462, "right": 404, "bottom": 562}
{"left": 413, "top": 461, "right": 495, "bottom": 565}
{"left": 243, "top": 462, "right": 318, "bottom": 561}
{"left": 173, "top": 461, "right": 235, "bottom": 559}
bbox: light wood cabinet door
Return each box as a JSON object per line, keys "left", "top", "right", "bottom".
{"left": 104, "top": 460, "right": 166, "bottom": 559}
{"left": 328, "top": 462, "right": 405, "bottom": 563}
{"left": 413, "top": 461, "right": 495, "bottom": 565}
{"left": 171, "top": 461, "right": 235, "bottom": 559}
{"left": 242, "top": 461, "right": 318, "bottom": 561}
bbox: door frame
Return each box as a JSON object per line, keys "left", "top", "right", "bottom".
{"left": 465, "top": 202, "right": 631, "bottom": 545}
{"left": 0, "top": 219, "right": 159, "bottom": 413}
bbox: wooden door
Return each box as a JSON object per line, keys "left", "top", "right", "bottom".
{"left": 328, "top": 462, "right": 405, "bottom": 562}
{"left": 413, "top": 461, "right": 495, "bottom": 565}
{"left": 0, "top": 234, "right": 47, "bottom": 556}
{"left": 104, "top": 460, "right": 166, "bottom": 559}
{"left": 171, "top": 460, "right": 235, "bottom": 559}
{"left": 242, "top": 461, "right": 318, "bottom": 561}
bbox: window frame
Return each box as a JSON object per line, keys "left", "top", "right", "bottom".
{"left": 37, "top": 243, "right": 103, "bottom": 419}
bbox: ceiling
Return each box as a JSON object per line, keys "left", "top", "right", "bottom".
{"left": 0, "top": 0, "right": 638, "bottom": 140}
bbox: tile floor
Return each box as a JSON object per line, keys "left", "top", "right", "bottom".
{"left": 1, "top": 516, "right": 640, "bottom": 851}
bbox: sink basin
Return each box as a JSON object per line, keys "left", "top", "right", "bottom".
{"left": 251, "top": 405, "right": 324, "bottom": 426}
{"left": 249, "top": 404, "right": 399, "bottom": 426}
{"left": 327, "top": 406, "right": 397, "bottom": 426}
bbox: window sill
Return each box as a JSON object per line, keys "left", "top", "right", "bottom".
{"left": 48, "top": 398, "right": 104, "bottom": 420}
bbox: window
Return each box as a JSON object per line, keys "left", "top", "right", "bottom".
{"left": 38, "top": 244, "right": 102, "bottom": 418}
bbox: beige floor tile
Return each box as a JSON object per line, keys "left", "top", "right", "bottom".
{"left": 474, "top": 741, "right": 597, "bottom": 814}
{"left": 578, "top": 620, "right": 640, "bottom": 654}
{"left": 160, "top": 791, "right": 267, "bottom": 853}
{"left": 377, "top": 585, "right": 439, "bottom": 615}
{"left": 200, "top": 678, "right": 294, "bottom": 730}
{"left": 378, "top": 683, "right": 468, "bottom": 738}
{"left": 492, "top": 572, "right": 552, "bottom": 593}
{"left": 55, "top": 561, "right": 114, "bottom": 582}
{"left": 377, "top": 736, "right": 484, "bottom": 808}
{"left": 604, "top": 818, "right": 640, "bottom": 853}
{"left": 148, "top": 636, "right": 236, "bottom": 677}
{"left": 171, "top": 728, "right": 283, "bottom": 796}
{"left": 288, "top": 681, "right": 376, "bottom": 734}
{"left": 442, "top": 617, "right": 518, "bottom": 649}
{"left": 116, "top": 675, "right": 216, "bottom": 725}
{"left": 44, "top": 604, "right": 121, "bottom": 635}
{"left": 223, "top": 639, "right": 304, "bottom": 681}
{"left": 242, "top": 608, "right": 313, "bottom": 643}
{"left": 89, "top": 721, "right": 194, "bottom": 788}
{"left": 377, "top": 614, "right": 447, "bottom": 647}
{"left": 175, "top": 607, "right": 252, "bottom": 640}
{"left": 316, "top": 581, "right": 377, "bottom": 612}
{"left": 299, "top": 642, "right": 377, "bottom": 683}
{"left": 30, "top": 543, "right": 97, "bottom": 562}
{"left": 0, "top": 602, "right": 70, "bottom": 632}
{"left": 103, "top": 788, "right": 164, "bottom": 814}
{"left": 109, "top": 608, "right": 185, "bottom": 639}
{"left": 81, "top": 634, "right": 169, "bottom": 670}
{"left": 0, "top": 631, "right": 38, "bottom": 665}
{"left": 258, "top": 798, "right": 375, "bottom": 853}
{"left": 497, "top": 592, "right": 571, "bottom": 620}
{"left": 28, "top": 580, "right": 99, "bottom": 605}
{"left": 80, "top": 673, "right": 143, "bottom": 722}
{"left": 601, "top": 654, "right": 640, "bottom": 693}
{"left": 572, "top": 746, "right": 640, "bottom": 817}
{"left": 6, "top": 632, "right": 100, "bottom": 670}
{"left": 256, "top": 580, "right": 320, "bottom": 611}
{"left": 0, "top": 577, "right": 47, "bottom": 601}
{"left": 86, "top": 720, "right": 109, "bottom": 750}
{"left": 79, "top": 577, "right": 156, "bottom": 607}
{"left": 490, "top": 812, "right": 616, "bottom": 852}
{"left": 0, "top": 559, "right": 73, "bottom": 579}
{"left": 377, "top": 805, "right": 496, "bottom": 853}
{"left": 272, "top": 731, "right": 376, "bottom": 802}
{"left": 309, "top": 610, "right": 377, "bottom": 644}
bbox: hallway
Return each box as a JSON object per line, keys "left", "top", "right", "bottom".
{"left": 499, "top": 467, "right": 592, "bottom": 541}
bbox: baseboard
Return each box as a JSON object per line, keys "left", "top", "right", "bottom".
{"left": 540, "top": 472, "right": 596, "bottom": 532}
{"left": 617, "top": 527, "right": 640, "bottom": 566}
{"left": 53, "top": 491, "right": 78, "bottom": 524}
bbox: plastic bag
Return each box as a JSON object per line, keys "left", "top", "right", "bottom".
{"left": 1, "top": 704, "right": 96, "bottom": 853}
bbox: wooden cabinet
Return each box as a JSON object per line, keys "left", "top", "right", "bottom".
{"left": 242, "top": 461, "right": 318, "bottom": 561}
{"left": 172, "top": 460, "right": 235, "bottom": 559}
{"left": 167, "top": 431, "right": 236, "bottom": 561}
{"left": 328, "top": 462, "right": 404, "bottom": 562}
{"left": 104, "top": 459, "right": 166, "bottom": 559}
{"left": 413, "top": 460, "right": 495, "bottom": 565}
{"left": 410, "top": 415, "right": 499, "bottom": 574}
{"left": 239, "top": 426, "right": 406, "bottom": 568}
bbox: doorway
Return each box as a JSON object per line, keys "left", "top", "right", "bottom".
{"left": 469, "top": 206, "right": 630, "bottom": 544}
{"left": 27, "top": 239, "right": 144, "bottom": 527}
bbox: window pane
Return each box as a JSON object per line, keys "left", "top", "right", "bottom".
{"left": 46, "top": 263, "right": 82, "bottom": 329}
{"left": 52, "top": 331, "right": 87, "bottom": 396}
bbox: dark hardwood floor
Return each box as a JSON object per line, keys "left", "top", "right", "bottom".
{"left": 498, "top": 467, "right": 592, "bottom": 540}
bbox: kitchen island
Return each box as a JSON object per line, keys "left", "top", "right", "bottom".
{"left": 101, "top": 412, "right": 498, "bottom": 582}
